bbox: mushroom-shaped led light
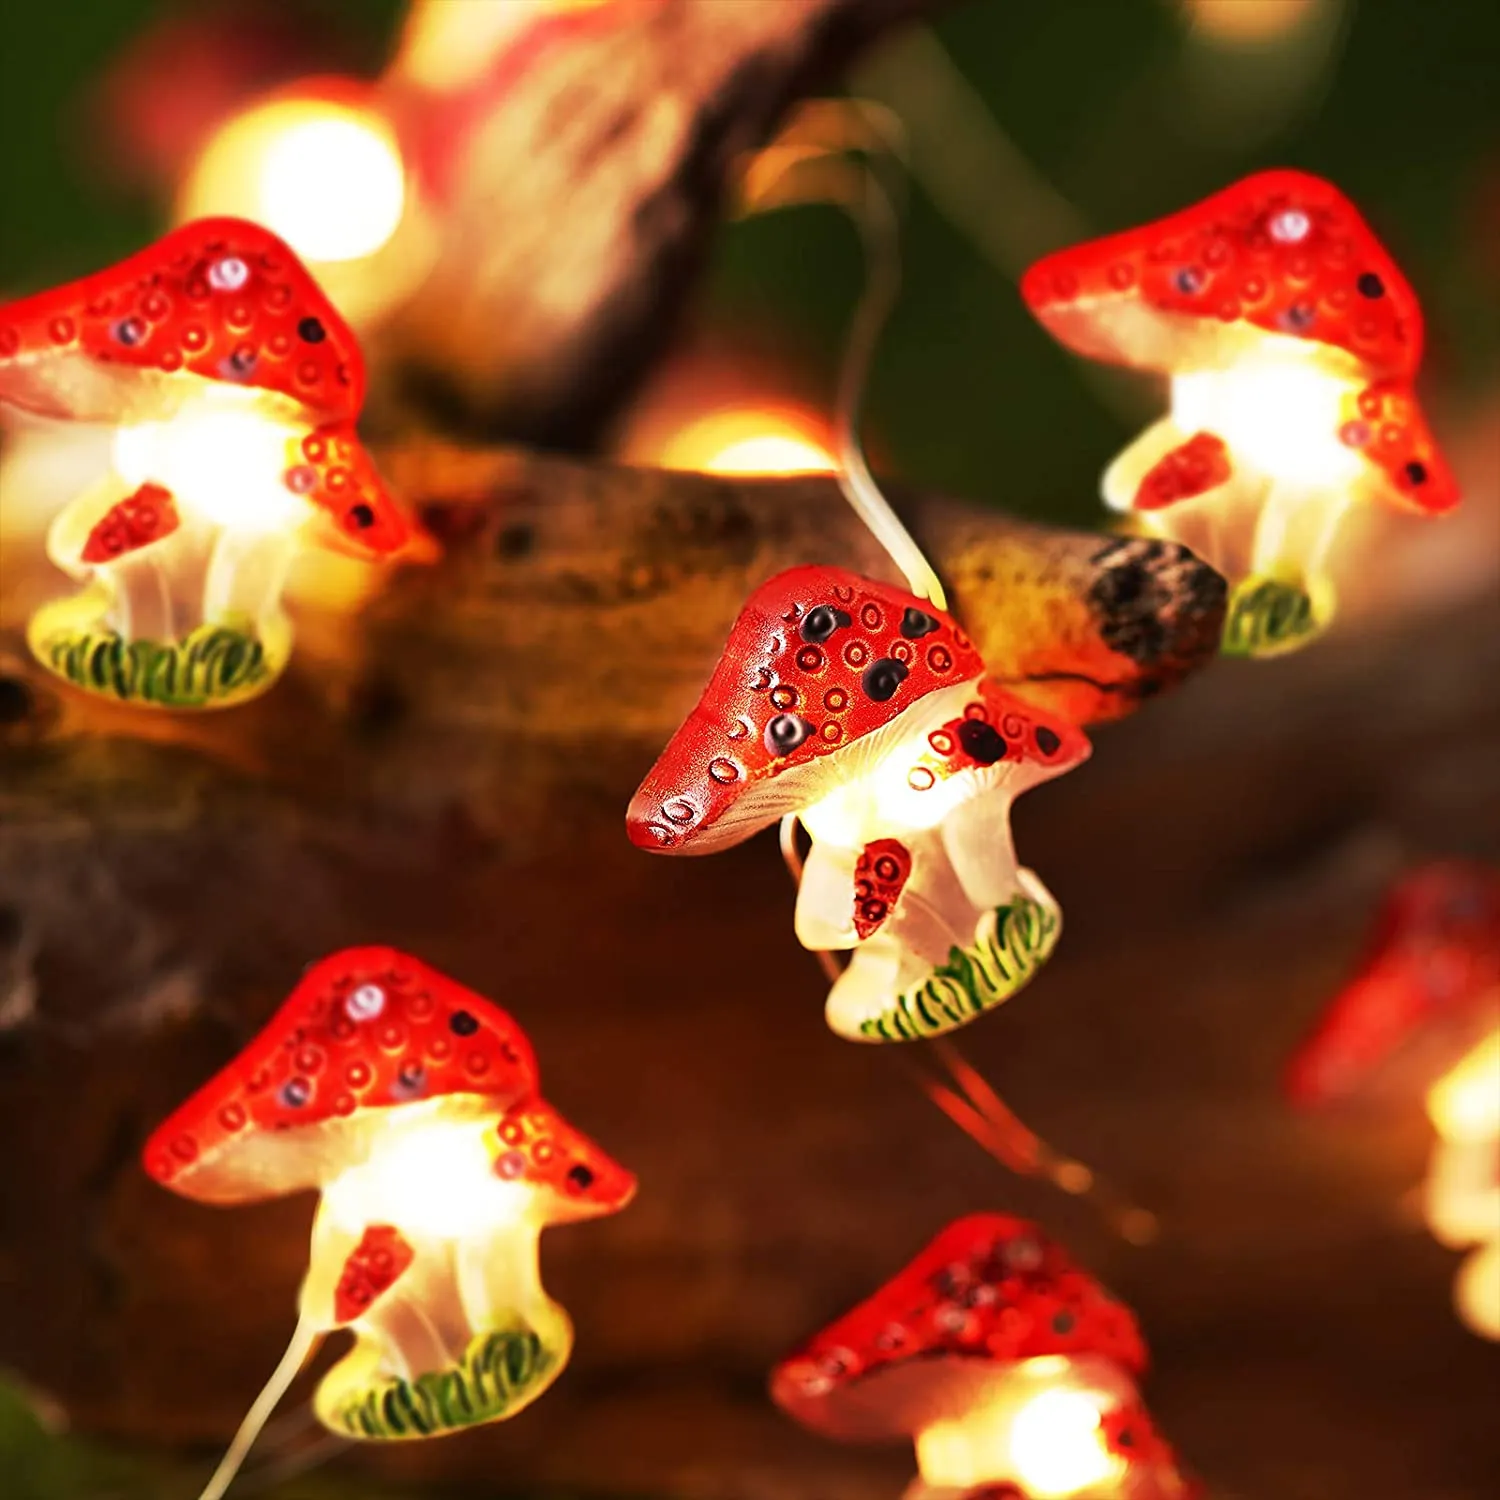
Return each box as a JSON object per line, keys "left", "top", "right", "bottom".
{"left": 1285, "top": 862, "right": 1500, "bottom": 1109}
{"left": 0, "top": 218, "right": 410, "bottom": 708}
{"left": 627, "top": 566, "right": 1089, "bottom": 1042}
{"left": 1286, "top": 862, "right": 1500, "bottom": 1340}
{"left": 145, "top": 948, "right": 633, "bottom": 1500}
{"left": 771, "top": 1215, "right": 1193, "bottom": 1499}
{"left": 1022, "top": 170, "right": 1459, "bottom": 657}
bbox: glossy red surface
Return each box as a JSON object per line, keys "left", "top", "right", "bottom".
{"left": 333, "top": 1224, "right": 415, "bottom": 1325}
{"left": 770, "top": 1214, "right": 1147, "bottom": 1433}
{"left": 1022, "top": 170, "right": 1424, "bottom": 379}
{"left": 0, "top": 218, "right": 364, "bottom": 419}
{"left": 854, "top": 839, "right": 911, "bottom": 939}
{"left": 81, "top": 482, "right": 180, "bottom": 563}
{"left": 1134, "top": 433, "right": 1233, "bottom": 513}
{"left": 143, "top": 947, "right": 635, "bottom": 1210}
{"left": 627, "top": 566, "right": 986, "bottom": 853}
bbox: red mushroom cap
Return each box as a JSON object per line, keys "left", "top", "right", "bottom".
{"left": 1022, "top": 170, "right": 1424, "bottom": 381}
{"left": 289, "top": 420, "right": 411, "bottom": 557}
{"left": 1286, "top": 862, "right": 1500, "bottom": 1106}
{"left": 493, "top": 1096, "right": 637, "bottom": 1220}
{"left": 0, "top": 217, "right": 364, "bottom": 426}
{"left": 144, "top": 947, "right": 539, "bottom": 1204}
{"left": 627, "top": 566, "right": 987, "bottom": 855}
{"left": 770, "top": 1214, "right": 1146, "bottom": 1443}
{"left": 901, "top": 678, "right": 1091, "bottom": 793}
{"left": 80, "top": 481, "right": 181, "bottom": 564}
{"left": 1338, "top": 379, "right": 1460, "bottom": 516}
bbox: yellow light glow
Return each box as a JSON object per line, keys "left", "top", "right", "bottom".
{"left": 180, "top": 98, "right": 406, "bottom": 264}
{"left": 1010, "top": 1389, "right": 1122, "bottom": 1497}
{"left": 1427, "top": 1031, "right": 1500, "bottom": 1144}
{"left": 1184, "top": 0, "right": 1318, "bottom": 43}
{"left": 323, "top": 1118, "right": 532, "bottom": 1241}
{"left": 655, "top": 406, "right": 836, "bottom": 476}
{"left": 915, "top": 1373, "right": 1127, "bottom": 1496}
{"left": 113, "top": 404, "right": 305, "bottom": 534}
{"left": 1455, "top": 1240, "right": 1500, "bottom": 1341}
{"left": 799, "top": 681, "right": 990, "bottom": 850}
{"left": 1171, "top": 350, "right": 1362, "bottom": 488}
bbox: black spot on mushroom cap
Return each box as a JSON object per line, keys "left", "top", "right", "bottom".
{"left": 765, "top": 713, "right": 814, "bottom": 757}
{"left": 1357, "top": 272, "right": 1385, "bottom": 299}
{"left": 1404, "top": 460, "right": 1428, "bottom": 485}
{"left": 297, "top": 316, "right": 327, "bottom": 343}
{"left": 349, "top": 503, "right": 376, "bottom": 530}
{"left": 861, "top": 659, "right": 909, "bottom": 703}
{"left": 900, "top": 607, "right": 940, "bottom": 640}
{"left": 567, "top": 1164, "right": 596, "bottom": 1191}
{"left": 1036, "top": 727, "right": 1062, "bottom": 756}
{"left": 449, "top": 1010, "right": 479, "bottom": 1037}
{"left": 957, "top": 719, "right": 1006, "bottom": 765}
{"left": 800, "top": 605, "right": 851, "bottom": 644}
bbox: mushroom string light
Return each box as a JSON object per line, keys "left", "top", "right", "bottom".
{"left": 1286, "top": 862, "right": 1500, "bottom": 1338}
{"left": 1021, "top": 169, "right": 1460, "bottom": 657}
{"left": 144, "top": 947, "right": 634, "bottom": 1500}
{"left": 627, "top": 565, "right": 1089, "bottom": 1043}
{"left": 771, "top": 1215, "right": 1196, "bottom": 1499}
{"left": 0, "top": 218, "right": 409, "bottom": 708}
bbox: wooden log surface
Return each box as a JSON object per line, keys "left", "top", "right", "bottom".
{"left": 1, "top": 437, "right": 1498, "bottom": 1497}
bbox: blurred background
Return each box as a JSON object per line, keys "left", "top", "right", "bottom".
{"left": 2, "top": 0, "right": 1497, "bottom": 524}
{"left": 1, "top": 2, "right": 1498, "bottom": 1499}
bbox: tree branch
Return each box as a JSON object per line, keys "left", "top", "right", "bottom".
{"left": 0, "top": 443, "right": 1225, "bottom": 842}
{"left": 378, "top": 0, "right": 959, "bottom": 442}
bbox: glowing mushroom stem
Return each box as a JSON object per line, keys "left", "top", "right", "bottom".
{"left": 194, "top": 1316, "right": 321, "bottom": 1500}
{"left": 201, "top": 527, "right": 298, "bottom": 635}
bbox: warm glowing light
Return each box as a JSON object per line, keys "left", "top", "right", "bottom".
{"left": 323, "top": 1116, "right": 531, "bottom": 1239}
{"left": 1427, "top": 1031, "right": 1500, "bottom": 1144}
{"left": 181, "top": 98, "right": 406, "bottom": 264}
{"left": 1171, "top": 350, "right": 1362, "bottom": 488}
{"left": 113, "top": 404, "right": 305, "bottom": 533}
{"left": 1010, "top": 1389, "right": 1122, "bottom": 1497}
{"left": 1423, "top": 1030, "right": 1500, "bottom": 1340}
{"left": 916, "top": 1381, "right": 1125, "bottom": 1496}
{"left": 1183, "top": 0, "right": 1318, "bottom": 43}
{"left": 655, "top": 406, "right": 836, "bottom": 476}
{"left": 1455, "top": 1240, "right": 1500, "bottom": 1340}
{"left": 799, "top": 681, "right": 992, "bottom": 848}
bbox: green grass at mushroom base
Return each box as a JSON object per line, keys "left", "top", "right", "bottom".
{"left": 27, "top": 612, "right": 278, "bottom": 709}
{"left": 857, "top": 888, "right": 1062, "bottom": 1043}
{"left": 1220, "top": 573, "right": 1333, "bottom": 659}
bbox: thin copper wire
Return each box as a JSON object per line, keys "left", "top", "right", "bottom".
{"left": 779, "top": 815, "right": 1156, "bottom": 1242}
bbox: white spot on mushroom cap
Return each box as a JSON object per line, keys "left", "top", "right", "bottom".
{"left": 208, "top": 256, "right": 251, "bottom": 292}
{"left": 346, "top": 983, "right": 386, "bottom": 1021}
{"left": 1269, "top": 208, "right": 1312, "bottom": 245}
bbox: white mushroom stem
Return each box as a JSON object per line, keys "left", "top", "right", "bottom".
{"left": 304, "top": 1116, "right": 566, "bottom": 1383}
{"left": 201, "top": 528, "right": 296, "bottom": 631}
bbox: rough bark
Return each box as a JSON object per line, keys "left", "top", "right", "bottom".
{"left": 377, "top": 0, "right": 956, "bottom": 443}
